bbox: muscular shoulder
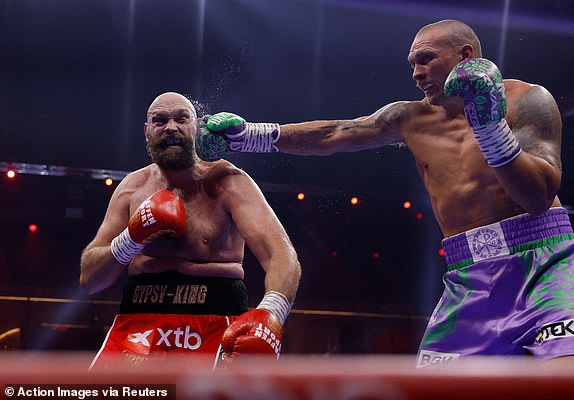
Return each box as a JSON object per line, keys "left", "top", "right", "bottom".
{"left": 110, "top": 165, "right": 157, "bottom": 202}
{"left": 107, "top": 165, "right": 147, "bottom": 196}
{"left": 203, "top": 159, "right": 245, "bottom": 181}
{"left": 201, "top": 159, "right": 251, "bottom": 199}
{"left": 504, "top": 79, "right": 562, "bottom": 168}
{"left": 360, "top": 100, "right": 425, "bottom": 144}
{"left": 106, "top": 165, "right": 165, "bottom": 212}
{"left": 504, "top": 79, "right": 557, "bottom": 113}
{"left": 503, "top": 79, "right": 560, "bottom": 128}
{"left": 371, "top": 100, "right": 423, "bottom": 125}
{"left": 120, "top": 165, "right": 154, "bottom": 190}
{"left": 503, "top": 78, "right": 545, "bottom": 93}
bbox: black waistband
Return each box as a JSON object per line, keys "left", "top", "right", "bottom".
{"left": 119, "top": 271, "right": 248, "bottom": 316}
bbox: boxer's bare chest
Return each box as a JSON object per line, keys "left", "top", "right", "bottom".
{"left": 400, "top": 106, "right": 516, "bottom": 235}
{"left": 129, "top": 169, "right": 237, "bottom": 259}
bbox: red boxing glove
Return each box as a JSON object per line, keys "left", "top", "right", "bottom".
{"left": 111, "top": 190, "right": 186, "bottom": 265}
{"left": 127, "top": 189, "right": 186, "bottom": 242}
{"left": 221, "top": 309, "right": 283, "bottom": 361}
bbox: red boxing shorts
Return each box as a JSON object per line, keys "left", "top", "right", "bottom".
{"left": 89, "top": 272, "right": 248, "bottom": 370}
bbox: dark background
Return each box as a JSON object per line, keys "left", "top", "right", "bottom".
{"left": 1, "top": 0, "right": 573, "bottom": 354}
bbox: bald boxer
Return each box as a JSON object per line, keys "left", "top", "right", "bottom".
{"left": 198, "top": 20, "right": 574, "bottom": 366}
{"left": 80, "top": 92, "right": 301, "bottom": 369}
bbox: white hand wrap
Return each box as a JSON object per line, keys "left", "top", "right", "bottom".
{"left": 256, "top": 290, "right": 292, "bottom": 325}
{"left": 228, "top": 123, "right": 280, "bottom": 153}
{"left": 473, "top": 119, "right": 522, "bottom": 167}
{"left": 110, "top": 228, "right": 145, "bottom": 265}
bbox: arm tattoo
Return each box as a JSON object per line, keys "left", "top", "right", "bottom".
{"left": 512, "top": 86, "right": 562, "bottom": 169}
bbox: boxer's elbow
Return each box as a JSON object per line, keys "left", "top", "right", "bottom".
{"left": 288, "top": 250, "right": 302, "bottom": 299}
{"left": 502, "top": 159, "right": 561, "bottom": 216}
{"left": 79, "top": 276, "right": 91, "bottom": 292}
{"left": 79, "top": 271, "right": 99, "bottom": 295}
{"left": 79, "top": 252, "right": 108, "bottom": 295}
{"left": 523, "top": 194, "right": 558, "bottom": 216}
{"left": 521, "top": 180, "right": 560, "bottom": 216}
{"left": 80, "top": 275, "right": 112, "bottom": 295}
{"left": 289, "top": 256, "right": 302, "bottom": 286}
{"left": 523, "top": 201, "right": 552, "bottom": 216}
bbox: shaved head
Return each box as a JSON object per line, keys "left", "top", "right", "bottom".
{"left": 416, "top": 19, "right": 482, "bottom": 57}
{"left": 147, "top": 92, "right": 196, "bottom": 120}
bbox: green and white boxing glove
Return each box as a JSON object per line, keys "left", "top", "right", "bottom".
{"left": 445, "top": 58, "right": 521, "bottom": 167}
{"left": 196, "top": 112, "right": 280, "bottom": 161}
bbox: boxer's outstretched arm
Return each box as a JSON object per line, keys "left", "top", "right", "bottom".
{"left": 277, "top": 102, "right": 405, "bottom": 156}
{"left": 278, "top": 101, "right": 407, "bottom": 156}
{"left": 195, "top": 102, "right": 408, "bottom": 161}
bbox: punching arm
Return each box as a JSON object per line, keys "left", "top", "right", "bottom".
{"left": 196, "top": 104, "right": 406, "bottom": 160}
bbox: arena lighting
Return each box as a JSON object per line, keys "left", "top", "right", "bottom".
{"left": 403, "top": 201, "right": 412, "bottom": 209}
{"left": 438, "top": 248, "right": 445, "bottom": 257}
{"left": 313, "top": 0, "right": 574, "bottom": 37}
{"left": 0, "top": 328, "right": 20, "bottom": 342}
{"left": 0, "top": 161, "right": 130, "bottom": 181}
{"left": 104, "top": 178, "right": 114, "bottom": 186}
{"left": 416, "top": 213, "right": 423, "bottom": 219}
{"left": 0, "top": 162, "right": 348, "bottom": 198}
{"left": 28, "top": 224, "right": 38, "bottom": 233}
{"left": 297, "top": 192, "right": 305, "bottom": 200}
{"left": 350, "top": 196, "right": 359, "bottom": 205}
{"left": 6, "top": 170, "right": 16, "bottom": 179}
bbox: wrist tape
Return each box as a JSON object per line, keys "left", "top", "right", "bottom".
{"left": 257, "top": 290, "right": 291, "bottom": 325}
{"left": 473, "top": 119, "right": 522, "bottom": 167}
{"left": 228, "top": 123, "right": 280, "bottom": 153}
{"left": 110, "top": 228, "right": 145, "bottom": 265}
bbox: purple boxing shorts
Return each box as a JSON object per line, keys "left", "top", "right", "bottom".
{"left": 417, "top": 208, "right": 574, "bottom": 368}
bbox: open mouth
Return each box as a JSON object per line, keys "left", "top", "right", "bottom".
{"left": 160, "top": 136, "right": 183, "bottom": 148}
{"left": 422, "top": 83, "right": 433, "bottom": 93}
{"left": 165, "top": 137, "right": 182, "bottom": 146}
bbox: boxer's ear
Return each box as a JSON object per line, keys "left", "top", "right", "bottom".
{"left": 459, "top": 44, "right": 474, "bottom": 60}
{"left": 144, "top": 123, "right": 149, "bottom": 144}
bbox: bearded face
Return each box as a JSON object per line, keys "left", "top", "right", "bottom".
{"left": 144, "top": 94, "right": 199, "bottom": 170}
{"left": 146, "top": 132, "right": 196, "bottom": 170}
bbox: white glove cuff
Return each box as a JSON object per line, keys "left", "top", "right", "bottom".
{"left": 257, "top": 290, "right": 291, "bottom": 325}
{"left": 110, "top": 228, "right": 145, "bottom": 265}
{"left": 473, "top": 119, "right": 522, "bottom": 167}
{"left": 229, "top": 123, "right": 280, "bottom": 153}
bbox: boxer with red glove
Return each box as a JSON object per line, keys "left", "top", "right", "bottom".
{"left": 110, "top": 189, "right": 186, "bottom": 265}
{"left": 82, "top": 92, "right": 302, "bottom": 371}
{"left": 221, "top": 290, "right": 292, "bottom": 360}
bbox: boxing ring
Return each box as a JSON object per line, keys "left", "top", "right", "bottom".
{"left": 1, "top": 353, "right": 574, "bottom": 399}
{"left": 1, "top": 293, "right": 574, "bottom": 399}
{"left": 2, "top": 162, "right": 574, "bottom": 398}
{"left": 3, "top": 0, "right": 574, "bottom": 397}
